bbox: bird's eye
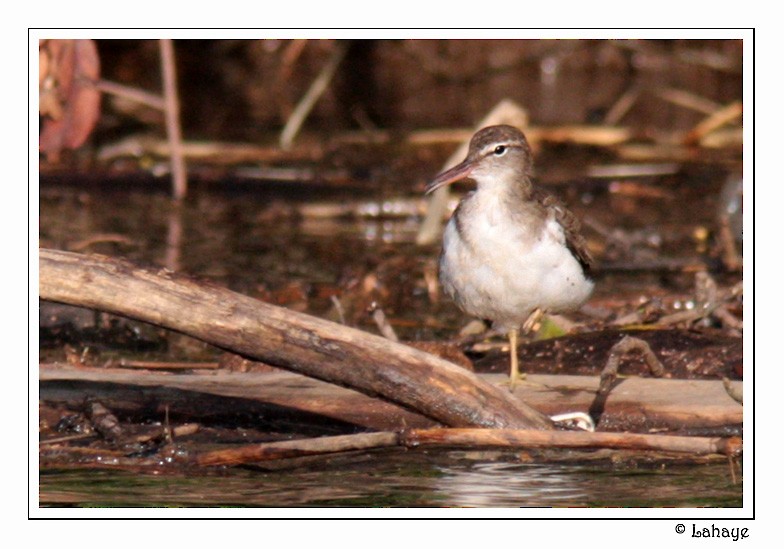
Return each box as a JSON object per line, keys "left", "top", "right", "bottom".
{"left": 494, "top": 145, "right": 507, "bottom": 156}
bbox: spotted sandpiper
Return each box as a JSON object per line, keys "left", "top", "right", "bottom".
{"left": 425, "top": 125, "right": 594, "bottom": 386}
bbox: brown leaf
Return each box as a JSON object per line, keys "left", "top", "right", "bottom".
{"left": 39, "top": 39, "right": 101, "bottom": 158}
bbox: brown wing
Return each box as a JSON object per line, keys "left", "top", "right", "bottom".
{"left": 534, "top": 189, "right": 594, "bottom": 273}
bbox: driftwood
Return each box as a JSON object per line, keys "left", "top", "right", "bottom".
{"left": 38, "top": 249, "right": 552, "bottom": 430}
{"left": 196, "top": 432, "right": 399, "bottom": 466}
{"left": 192, "top": 428, "right": 741, "bottom": 468}
{"left": 40, "top": 365, "right": 743, "bottom": 433}
{"left": 401, "top": 428, "right": 741, "bottom": 456}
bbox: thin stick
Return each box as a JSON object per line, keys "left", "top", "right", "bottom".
{"left": 372, "top": 307, "right": 399, "bottom": 342}
{"left": 280, "top": 42, "right": 348, "bottom": 150}
{"left": 117, "top": 360, "right": 220, "bottom": 370}
{"left": 195, "top": 431, "right": 399, "bottom": 466}
{"left": 589, "top": 335, "right": 664, "bottom": 424}
{"left": 69, "top": 234, "right": 135, "bottom": 252}
{"left": 683, "top": 101, "right": 743, "bottom": 146}
{"left": 40, "top": 433, "right": 97, "bottom": 446}
{"left": 159, "top": 39, "right": 187, "bottom": 200}
{"left": 656, "top": 87, "right": 722, "bottom": 116}
{"left": 94, "top": 78, "right": 166, "bottom": 111}
{"left": 604, "top": 85, "right": 640, "bottom": 125}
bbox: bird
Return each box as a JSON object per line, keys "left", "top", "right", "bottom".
{"left": 425, "top": 124, "right": 594, "bottom": 387}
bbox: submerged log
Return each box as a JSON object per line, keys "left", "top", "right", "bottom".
{"left": 38, "top": 249, "right": 552, "bottom": 430}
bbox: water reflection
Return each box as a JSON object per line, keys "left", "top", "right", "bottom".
{"left": 40, "top": 454, "right": 741, "bottom": 508}
{"left": 434, "top": 461, "right": 585, "bottom": 507}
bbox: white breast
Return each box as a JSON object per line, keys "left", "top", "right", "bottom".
{"left": 439, "top": 192, "right": 593, "bottom": 331}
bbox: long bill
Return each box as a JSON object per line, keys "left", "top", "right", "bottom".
{"left": 424, "top": 159, "right": 475, "bottom": 195}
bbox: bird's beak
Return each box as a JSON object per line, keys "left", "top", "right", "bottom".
{"left": 424, "top": 159, "right": 475, "bottom": 194}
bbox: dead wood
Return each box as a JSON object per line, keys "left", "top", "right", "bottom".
{"left": 39, "top": 248, "right": 552, "bottom": 430}
{"left": 159, "top": 39, "right": 187, "bottom": 200}
{"left": 195, "top": 432, "right": 400, "bottom": 466}
{"left": 94, "top": 79, "right": 166, "bottom": 111}
{"left": 402, "top": 428, "right": 742, "bottom": 457}
{"left": 280, "top": 41, "right": 348, "bottom": 150}
{"left": 192, "top": 427, "right": 741, "bottom": 468}
{"left": 683, "top": 101, "right": 743, "bottom": 146}
{"left": 589, "top": 335, "right": 664, "bottom": 424}
{"left": 96, "top": 136, "right": 322, "bottom": 164}
{"left": 117, "top": 360, "right": 220, "bottom": 370}
{"left": 40, "top": 365, "right": 743, "bottom": 434}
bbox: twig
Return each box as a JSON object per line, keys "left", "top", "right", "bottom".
{"left": 165, "top": 199, "right": 183, "bottom": 271}
{"left": 371, "top": 306, "right": 399, "bottom": 342}
{"left": 713, "top": 306, "right": 743, "bottom": 331}
{"left": 604, "top": 85, "right": 640, "bottom": 125}
{"left": 676, "top": 48, "right": 741, "bottom": 73}
{"left": 69, "top": 234, "right": 135, "bottom": 252}
{"left": 159, "top": 39, "right": 187, "bottom": 200}
{"left": 330, "top": 295, "right": 346, "bottom": 325}
{"left": 40, "top": 433, "right": 97, "bottom": 446}
{"left": 683, "top": 101, "right": 743, "bottom": 146}
{"left": 655, "top": 87, "right": 722, "bottom": 116}
{"left": 657, "top": 276, "right": 742, "bottom": 327}
{"left": 97, "top": 136, "right": 322, "bottom": 164}
{"left": 587, "top": 163, "right": 681, "bottom": 179}
{"left": 94, "top": 78, "right": 166, "bottom": 111}
{"left": 589, "top": 336, "right": 665, "bottom": 424}
{"left": 529, "top": 125, "right": 631, "bottom": 147}
{"left": 133, "top": 423, "right": 200, "bottom": 444}
{"left": 117, "top": 360, "right": 220, "bottom": 370}
{"left": 275, "top": 39, "right": 309, "bottom": 119}
{"left": 280, "top": 41, "right": 348, "bottom": 150}
{"left": 195, "top": 431, "right": 399, "bottom": 466}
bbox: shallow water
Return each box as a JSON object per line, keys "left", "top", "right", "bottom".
{"left": 40, "top": 450, "right": 741, "bottom": 508}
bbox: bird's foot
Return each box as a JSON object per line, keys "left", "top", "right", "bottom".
{"left": 502, "top": 372, "right": 528, "bottom": 391}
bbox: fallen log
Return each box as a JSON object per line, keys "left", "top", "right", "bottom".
{"left": 39, "top": 365, "right": 743, "bottom": 433}
{"left": 38, "top": 249, "right": 552, "bottom": 430}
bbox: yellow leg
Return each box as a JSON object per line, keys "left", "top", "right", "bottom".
{"left": 523, "top": 308, "right": 544, "bottom": 333}
{"left": 507, "top": 309, "right": 544, "bottom": 390}
{"left": 508, "top": 328, "right": 520, "bottom": 389}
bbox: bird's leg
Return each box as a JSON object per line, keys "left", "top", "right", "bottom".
{"left": 506, "top": 308, "right": 544, "bottom": 390}
{"left": 522, "top": 307, "right": 544, "bottom": 333}
{"left": 508, "top": 328, "right": 521, "bottom": 389}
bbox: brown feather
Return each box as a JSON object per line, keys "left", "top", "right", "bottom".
{"left": 533, "top": 188, "right": 594, "bottom": 274}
